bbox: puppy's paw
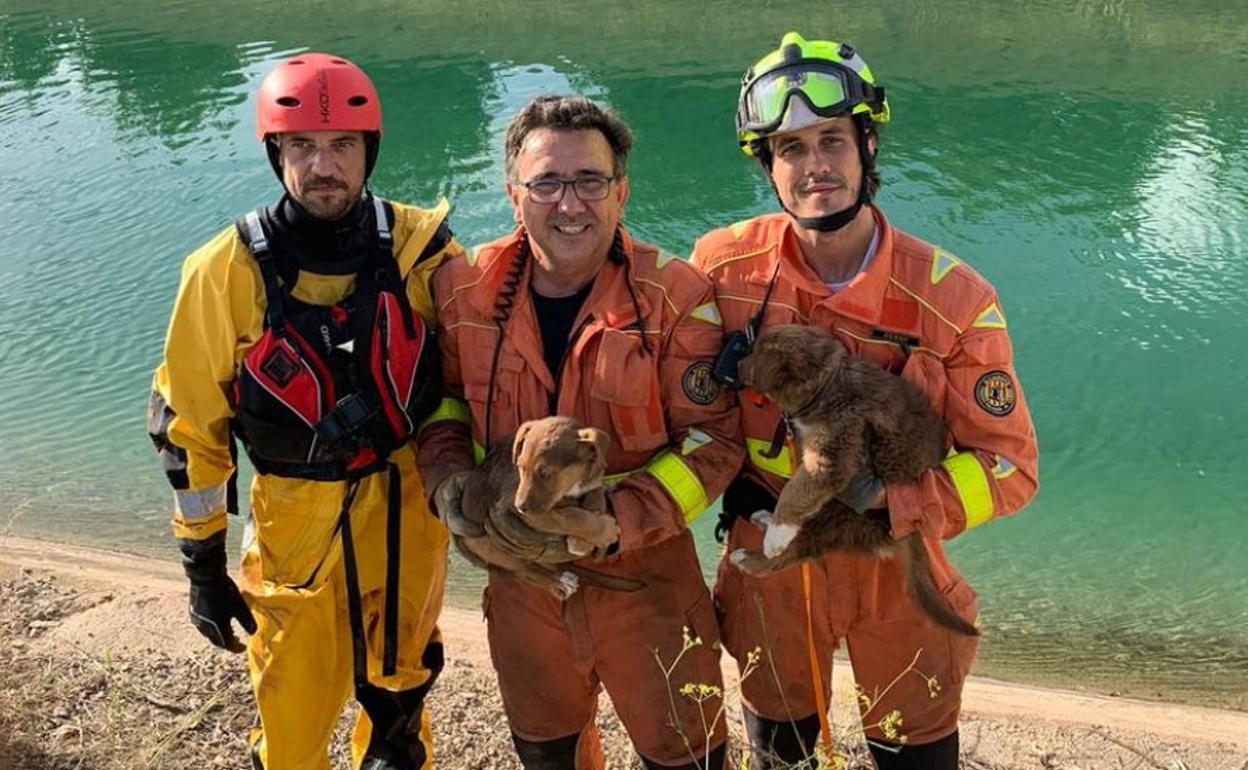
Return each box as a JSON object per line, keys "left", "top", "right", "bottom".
{"left": 589, "top": 516, "right": 620, "bottom": 549}
{"left": 749, "top": 510, "right": 773, "bottom": 531}
{"left": 558, "top": 571, "right": 580, "bottom": 599}
{"left": 762, "top": 520, "right": 799, "bottom": 558}
{"left": 730, "top": 548, "right": 773, "bottom": 577}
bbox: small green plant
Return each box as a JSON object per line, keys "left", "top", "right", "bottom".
{"left": 655, "top": 605, "right": 944, "bottom": 770}
{"left": 652, "top": 626, "right": 763, "bottom": 770}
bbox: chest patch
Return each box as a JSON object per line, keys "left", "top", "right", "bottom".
{"left": 975, "top": 370, "right": 1016, "bottom": 416}
{"left": 682, "top": 361, "right": 721, "bottom": 405}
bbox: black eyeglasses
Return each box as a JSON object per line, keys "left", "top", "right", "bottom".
{"left": 519, "top": 175, "right": 616, "bottom": 204}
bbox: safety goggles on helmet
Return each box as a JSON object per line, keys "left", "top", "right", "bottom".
{"left": 736, "top": 32, "right": 890, "bottom": 158}
{"left": 738, "top": 60, "right": 884, "bottom": 138}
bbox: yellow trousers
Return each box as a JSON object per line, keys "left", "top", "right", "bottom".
{"left": 238, "top": 447, "right": 448, "bottom": 770}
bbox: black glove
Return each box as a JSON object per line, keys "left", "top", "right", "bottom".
{"left": 180, "top": 533, "right": 257, "bottom": 653}
{"left": 837, "top": 468, "right": 888, "bottom": 516}
{"left": 838, "top": 464, "right": 888, "bottom": 536}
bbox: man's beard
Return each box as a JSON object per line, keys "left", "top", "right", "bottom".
{"left": 297, "top": 177, "right": 356, "bottom": 221}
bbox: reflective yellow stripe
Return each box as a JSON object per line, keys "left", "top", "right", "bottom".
{"left": 689, "top": 302, "right": 723, "bottom": 327}
{"left": 746, "top": 437, "right": 794, "bottom": 479}
{"left": 644, "top": 450, "right": 710, "bottom": 523}
{"left": 973, "top": 303, "right": 1007, "bottom": 329}
{"left": 472, "top": 441, "right": 486, "bottom": 466}
{"left": 418, "top": 397, "right": 471, "bottom": 433}
{"left": 930, "top": 248, "right": 962, "bottom": 285}
{"left": 941, "top": 451, "right": 994, "bottom": 530}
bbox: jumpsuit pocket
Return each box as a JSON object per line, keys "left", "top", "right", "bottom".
{"left": 684, "top": 590, "right": 722, "bottom": 649}
{"left": 939, "top": 576, "right": 980, "bottom": 686}
{"left": 898, "top": 351, "right": 949, "bottom": 419}
{"left": 678, "top": 591, "right": 725, "bottom": 698}
{"left": 463, "top": 378, "right": 511, "bottom": 448}
{"left": 250, "top": 476, "right": 345, "bottom": 590}
{"left": 940, "top": 574, "right": 979, "bottom": 627}
{"left": 591, "top": 328, "right": 666, "bottom": 453}
{"left": 711, "top": 561, "right": 744, "bottom": 660}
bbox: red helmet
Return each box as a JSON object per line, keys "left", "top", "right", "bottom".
{"left": 255, "top": 53, "right": 382, "bottom": 141}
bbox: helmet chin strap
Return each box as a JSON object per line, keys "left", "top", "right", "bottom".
{"left": 774, "top": 120, "right": 875, "bottom": 233}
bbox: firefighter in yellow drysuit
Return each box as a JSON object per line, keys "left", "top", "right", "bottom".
{"left": 147, "top": 53, "right": 462, "bottom": 770}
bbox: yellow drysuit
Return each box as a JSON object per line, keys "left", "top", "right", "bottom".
{"left": 149, "top": 199, "right": 460, "bottom": 770}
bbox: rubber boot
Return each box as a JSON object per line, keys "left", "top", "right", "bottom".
{"left": 868, "top": 730, "right": 958, "bottom": 770}
{"left": 640, "top": 742, "right": 726, "bottom": 770}
{"left": 357, "top": 684, "right": 435, "bottom": 769}
{"left": 512, "top": 731, "right": 581, "bottom": 769}
{"left": 742, "top": 709, "right": 821, "bottom": 769}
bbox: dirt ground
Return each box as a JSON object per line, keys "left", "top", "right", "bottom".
{"left": 2, "top": 535, "right": 1246, "bottom": 770}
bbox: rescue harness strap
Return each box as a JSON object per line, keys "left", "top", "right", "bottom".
{"left": 383, "top": 460, "right": 402, "bottom": 676}
{"left": 338, "top": 462, "right": 404, "bottom": 685}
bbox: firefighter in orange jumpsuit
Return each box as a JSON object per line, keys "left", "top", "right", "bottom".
{"left": 416, "top": 95, "right": 744, "bottom": 770}
{"left": 691, "top": 33, "right": 1039, "bottom": 770}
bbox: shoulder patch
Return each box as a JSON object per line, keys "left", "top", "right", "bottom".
{"left": 682, "top": 362, "right": 721, "bottom": 405}
{"left": 974, "top": 370, "right": 1016, "bottom": 416}
{"left": 689, "top": 302, "right": 723, "bottom": 327}
{"left": 930, "top": 248, "right": 962, "bottom": 285}
{"left": 973, "top": 302, "right": 1007, "bottom": 330}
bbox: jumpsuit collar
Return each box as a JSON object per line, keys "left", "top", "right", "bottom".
{"left": 472, "top": 226, "right": 652, "bottom": 331}
{"left": 761, "top": 206, "right": 895, "bottom": 327}
{"left": 468, "top": 227, "right": 653, "bottom": 393}
{"left": 268, "top": 192, "right": 373, "bottom": 276}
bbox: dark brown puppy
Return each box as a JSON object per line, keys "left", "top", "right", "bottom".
{"left": 732, "top": 325, "right": 978, "bottom": 637}
{"left": 457, "top": 416, "right": 643, "bottom": 599}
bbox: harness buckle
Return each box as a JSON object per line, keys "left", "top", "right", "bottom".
{"left": 316, "top": 394, "right": 376, "bottom": 447}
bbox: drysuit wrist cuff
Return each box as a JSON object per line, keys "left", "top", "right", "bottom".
{"left": 179, "top": 532, "right": 228, "bottom": 584}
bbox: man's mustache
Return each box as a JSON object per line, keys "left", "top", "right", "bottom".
{"left": 303, "top": 177, "right": 348, "bottom": 191}
{"left": 800, "top": 175, "right": 846, "bottom": 192}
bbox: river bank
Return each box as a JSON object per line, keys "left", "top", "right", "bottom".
{"left": 2, "top": 535, "right": 1245, "bottom": 769}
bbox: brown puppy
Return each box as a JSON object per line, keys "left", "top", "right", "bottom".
{"left": 732, "top": 325, "right": 978, "bottom": 637}
{"left": 457, "top": 416, "right": 643, "bottom": 599}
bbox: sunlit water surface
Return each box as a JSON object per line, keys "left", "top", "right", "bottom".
{"left": 1, "top": 0, "right": 1245, "bottom": 708}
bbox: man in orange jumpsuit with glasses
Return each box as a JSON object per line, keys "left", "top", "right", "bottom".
{"left": 692, "top": 32, "right": 1039, "bottom": 770}
{"left": 417, "top": 95, "right": 744, "bottom": 770}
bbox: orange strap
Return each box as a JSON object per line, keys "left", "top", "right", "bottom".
{"left": 801, "top": 563, "right": 834, "bottom": 756}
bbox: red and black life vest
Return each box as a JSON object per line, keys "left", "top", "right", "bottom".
{"left": 230, "top": 196, "right": 442, "bottom": 481}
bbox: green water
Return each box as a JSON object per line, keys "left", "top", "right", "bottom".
{"left": 2, "top": 0, "right": 1246, "bottom": 708}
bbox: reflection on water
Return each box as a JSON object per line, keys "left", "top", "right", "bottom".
{"left": 2, "top": 0, "right": 1246, "bottom": 709}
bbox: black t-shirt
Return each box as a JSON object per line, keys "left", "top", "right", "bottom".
{"left": 532, "top": 281, "right": 594, "bottom": 384}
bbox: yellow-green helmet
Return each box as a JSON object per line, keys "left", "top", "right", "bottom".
{"left": 737, "top": 31, "right": 891, "bottom": 157}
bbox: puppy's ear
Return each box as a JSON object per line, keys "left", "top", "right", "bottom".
{"left": 512, "top": 422, "right": 534, "bottom": 466}
{"left": 577, "top": 427, "right": 611, "bottom": 466}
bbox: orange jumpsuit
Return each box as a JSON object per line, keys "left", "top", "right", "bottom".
{"left": 691, "top": 209, "right": 1038, "bottom": 746}
{"left": 417, "top": 228, "right": 745, "bottom": 767}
